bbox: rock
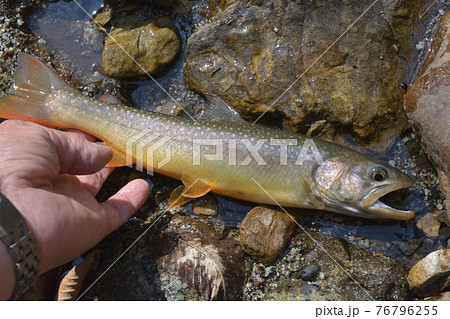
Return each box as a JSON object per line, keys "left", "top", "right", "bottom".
{"left": 186, "top": 0, "right": 421, "bottom": 144}
{"left": 154, "top": 215, "right": 245, "bottom": 300}
{"left": 404, "top": 12, "right": 450, "bottom": 220}
{"left": 245, "top": 231, "right": 410, "bottom": 300}
{"left": 93, "top": 7, "right": 112, "bottom": 30}
{"left": 192, "top": 194, "right": 218, "bottom": 216}
{"left": 416, "top": 213, "right": 442, "bottom": 238}
{"left": 407, "top": 249, "right": 450, "bottom": 297}
{"left": 239, "top": 206, "right": 298, "bottom": 264}
{"left": 393, "top": 238, "right": 423, "bottom": 256}
{"left": 299, "top": 264, "right": 320, "bottom": 282}
{"left": 301, "top": 284, "right": 321, "bottom": 296}
{"left": 102, "top": 16, "right": 181, "bottom": 78}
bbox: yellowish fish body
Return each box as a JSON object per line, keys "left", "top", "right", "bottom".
{"left": 0, "top": 53, "right": 415, "bottom": 220}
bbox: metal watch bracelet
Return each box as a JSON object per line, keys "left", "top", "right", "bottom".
{"left": 0, "top": 192, "right": 40, "bottom": 300}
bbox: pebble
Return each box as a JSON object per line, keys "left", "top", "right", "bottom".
{"left": 416, "top": 213, "right": 441, "bottom": 238}
{"left": 298, "top": 264, "right": 320, "bottom": 282}
{"left": 301, "top": 284, "right": 321, "bottom": 296}
{"left": 239, "top": 206, "right": 298, "bottom": 264}
{"left": 192, "top": 194, "right": 217, "bottom": 216}
{"left": 415, "top": 41, "right": 424, "bottom": 50}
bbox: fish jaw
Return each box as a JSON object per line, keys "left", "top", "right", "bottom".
{"left": 356, "top": 172, "right": 415, "bottom": 220}
{"left": 314, "top": 156, "right": 415, "bottom": 220}
{"left": 357, "top": 200, "right": 415, "bottom": 220}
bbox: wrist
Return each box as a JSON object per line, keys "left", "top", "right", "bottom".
{"left": 0, "top": 240, "right": 15, "bottom": 300}
{"left": 0, "top": 192, "right": 40, "bottom": 300}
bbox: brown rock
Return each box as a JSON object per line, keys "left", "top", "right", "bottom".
{"left": 404, "top": 12, "right": 450, "bottom": 220}
{"left": 192, "top": 194, "right": 218, "bottom": 216}
{"left": 416, "top": 213, "right": 442, "bottom": 238}
{"left": 239, "top": 206, "right": 298, "bottom": 264}
{"left": 186, "top": 0, "right": 421, "bottom": 144}
{"left": 407, "top": 249, "right": 450, "bottom": 297}
{"left": 102, "top": 16, "right": 181, "bottom": 78}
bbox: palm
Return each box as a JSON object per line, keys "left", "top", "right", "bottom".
{"left": 0, "top": 121, "right": 150, "bottom": 273}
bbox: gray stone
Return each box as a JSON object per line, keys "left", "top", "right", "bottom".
{"left": 299, "top": 264, "right": 320, "bottom": 282}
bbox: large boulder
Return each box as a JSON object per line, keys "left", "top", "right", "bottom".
{"left": 186, "top": 0, "right": 420, "bottom": 144}
{"left": 404, "top": 12, "right": 450, "bottom": 220}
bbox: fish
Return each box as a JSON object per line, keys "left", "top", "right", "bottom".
{"left": 0, "top": 53, "right": 415, "bottom": 220}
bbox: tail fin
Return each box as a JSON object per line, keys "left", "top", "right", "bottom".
{"left": 0, "top": 53, "right": 69, "bottom": 126}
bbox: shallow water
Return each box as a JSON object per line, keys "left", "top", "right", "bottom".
{"left": 26, "top": 0, "right": 447, "bottom": 271}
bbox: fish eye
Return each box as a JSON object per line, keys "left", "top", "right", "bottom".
{"left": 370, "top": 167, "right": 388, "bottom": 182}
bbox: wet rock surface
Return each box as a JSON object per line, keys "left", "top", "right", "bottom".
{"left": 239, "top": 206, "right": 298, "bottom": 264}
{"left": 186, "top": 0, "right": 419, "bottom": 143}
{"left": 245, "top": 230, "right": 411, "bottom": 301}
{"left": 102, "top": 16, "right": 181, "bottom": 78}
{"left": 407, "top": 249, "right": 450, "bottom": 297}
{"left": 404, "top": 11, "right": 450, "bottom": 220}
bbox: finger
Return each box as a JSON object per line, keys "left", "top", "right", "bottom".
{"left": 64, "top": 129, "right": 97, "bottom": 142}
{"left": 100, "top": 179, "right": 150, "bottom": 230}
{"left": 48, "top": 129, "right": 113, "bottom": 175}
{"left": 77, "top": 167, "right": 115, "bottom": 196}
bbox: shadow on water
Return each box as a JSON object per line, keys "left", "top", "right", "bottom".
{"left": 27, "top": 0, "right": 446, "bottom": 269}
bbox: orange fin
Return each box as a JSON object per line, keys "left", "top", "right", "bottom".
{"left": 301, "top": 180, "right": 325, "bottom": 210}
{"left": 181, "top": 172, "right": 212, "bottom": 198}
{"left": 167, "top": 185, "right": 193, "bottom": 210}
{"left": 0, "top": 53, "right": 69, "bottom": 126}
{"left": 99, "top": 93, "right": 121, "bottom": 104}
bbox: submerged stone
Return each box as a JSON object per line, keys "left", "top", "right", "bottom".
{"left": 239, "top": 206, "right": 298, "bottom": 264}
{"left": 102, "top": 16, "right": 181, "bottom": 78}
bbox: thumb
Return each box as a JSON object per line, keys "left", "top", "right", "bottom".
{"left": 100, "top": 179, "right": 151, "bottom": 231}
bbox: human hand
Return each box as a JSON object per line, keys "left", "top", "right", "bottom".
{"left": 0, "top": 120, "right": 150, "bottom": 299}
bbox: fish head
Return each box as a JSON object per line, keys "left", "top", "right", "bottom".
{"left": 313, "top": 156, "right": 415, "bottom": 220}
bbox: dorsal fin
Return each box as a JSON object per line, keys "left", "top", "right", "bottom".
{"left": 197, "top": 94, "right": 245, "bottom": 122}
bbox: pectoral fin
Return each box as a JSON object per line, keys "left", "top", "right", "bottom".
{"left": 167, "top": 185, "right": 193, "bottom": 210}
{"left": 181, "top": 172, "right": 212, "bottom": 198}
{"left": 301, "top": 180, "right": 325, "bottom": 210}
{"left": 166, "top": 173, "right": 213, "bottom": 210}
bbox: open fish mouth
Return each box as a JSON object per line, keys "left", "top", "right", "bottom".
{"left": 358, "top": 178, "right": 415, "bottom": 220}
